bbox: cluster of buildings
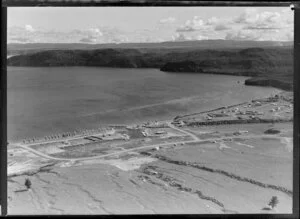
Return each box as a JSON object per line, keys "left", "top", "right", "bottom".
{"left": 171, "top": 120, "right": 185, "bottom": 127}
{"left": 21, "top": 127, "right": 116, "bottom": 145}
{"left": 203, "top": 103, "right": 266, "bottom": 122}
{"left": 142, "top": 121, "right": 166, "bottom": 128}
{"left": 141, "top": 128, "right": 168, "bottom": 137}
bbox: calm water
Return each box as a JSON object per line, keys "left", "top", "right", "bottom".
{"left": 8, "top": 67, "right": 280, "bottom": 141}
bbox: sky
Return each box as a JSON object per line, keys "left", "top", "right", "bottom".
{"left": 7, "top": 7, "right": 294, "bottom": 44}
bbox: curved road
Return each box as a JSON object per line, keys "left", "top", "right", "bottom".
{"left": 11, "top": 122, "right": 200, "bottom": 162}
{"left": 11, "top": 132, "right": 285, "bottom": 162}
{"left": 167, "top": 122, "right": 199, "bottom": 141}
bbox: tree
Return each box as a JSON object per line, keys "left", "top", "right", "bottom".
{"left": 25, "top": 178, "right": 32, "bottom": 190}
{"left": 268, "top": 196, "right": 279, "bottom": 209}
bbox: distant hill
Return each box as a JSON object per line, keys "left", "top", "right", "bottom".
{"left": 7, "top": 40, "right": 293, "bottom": 56}
{"left": 7, "top": 46, "right": 293, "bottom": 91}
{"left": 159, "top": 47, "right": 293, "bottom": 91}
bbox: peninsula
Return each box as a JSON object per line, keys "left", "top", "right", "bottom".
{"left": 7, "top": 41, "right": 293, "bottom": 91}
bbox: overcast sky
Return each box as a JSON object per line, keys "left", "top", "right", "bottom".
{"left": 7, "top": 7, "right": 294, "bottom": 44}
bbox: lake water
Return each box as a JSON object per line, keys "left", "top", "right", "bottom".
{"left": 7, "top": 67, "right": 280, "bottom": 141}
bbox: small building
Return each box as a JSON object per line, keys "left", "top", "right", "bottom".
{"left": 172, "top": 120, "right": 185, "bottom": 126}
{"left": 206, "top": 116, "right": 213, "bottom": 120}
{"left": 254, "top": 101, "right": 262, "bottom": 106}
{"left": 155, "top": 130, "right": 167, "bottom": 135}
{"left": 233, "top": 131, "right": 241, "bottom": 136}
{"left": 245, "top": 111, "right": 255, "bottom": 115}
{"left": 214, "top": 113, "right": 226, "bottom": 117}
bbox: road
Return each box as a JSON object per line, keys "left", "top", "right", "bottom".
{"left": 167, "top": 122, "right": 199, "bottom": 141}
{"left": 11, "top": 132, "right": 286, "bottom": 162}
{"left": 11, "top": 122, "right": 199, "bottom": 162}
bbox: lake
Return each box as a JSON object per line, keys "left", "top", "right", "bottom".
{"left": 7, "top": 67, "right": 280, "bottom": 141}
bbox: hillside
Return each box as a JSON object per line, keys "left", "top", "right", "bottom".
{"left": 160, "top": 47, "right": 293, "bottom": 90}
{"left": 7, "top": 46, "right": 293, "bottom": 91}
{"left": 7, "top": 40, "right": 293, "bottom": 57}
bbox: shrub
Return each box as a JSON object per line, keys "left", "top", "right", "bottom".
{"left": 264, "top": 128, "right": 280, "bottom": 134}
{"left": 25, "top": 178, "right": 32, "bottom": 190}
{"left": 268, "top": 196, "right": 279, "bottom": 209}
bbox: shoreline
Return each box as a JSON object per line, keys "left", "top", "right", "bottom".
{"left": 8, "top": 90, "right": 293, "bottom": 214}
{"left": 7, "top": 65, "right": 292, "bottom": 91}
{"left": 162, "top": 70, "right": 292, "bottom": 91}
{"left": 9, "top": 89, "right": 289, "bottom": 146}
{"left": 7, "top": 46, "right": 293, "bottom": 92}
{"left": 8, "top": 77, "right": 281, "bottom": 143}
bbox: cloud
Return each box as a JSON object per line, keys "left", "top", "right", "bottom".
{"left": 235, "top": 9, "right": 292, "bottom": 30}
{"left": 8, "top": 26, "right": 109, "bottom": 44}
{"left": 176, "top": 16, "right": 231, "bottom": 33}
{"left": 233, "top": 9, "right": 293, "bottom": 41}
{"left": 245, "top": 26, "right": 280, "bottom": 30}
{"left": 176, "top": 16, "right": 208, "bottom": 32}
{"left": 196, "top": 35, "right": 209, "bottom": 40}
{"left": 172, "top": 32, "right": 214, "bottom": 42}
{"left": 225, "top": 29, "right": 261, "bottom": 41}
{"left": 7, "top": 24, "right": 163, "bottom": 44}
{"left": 206, "top": 17, "right": 220, "bottom": 25}
{"left": 7, "top": 8, "right": 294, "bottom": 44}
{"left": 234, "top": 8, "right": 258, "bottom": 24}
{"left": 75, "top": 28, "right": 104, "bottom": 43}
{"left": 159, "top": 17, "right": 176, "bottom": 24}
{"left": 25, "top": 24, "right": 35, "bottom": 32}
{"left": 9, "top": 37, "right": 31, "bottom": 43}
{"left": 176, "top": 26, "right": 197, "bottom": 32}
{"left": 87, "top": 28, "right": 103, "bottom": 37}
{"left": 214, "top": 24, "right": 231, "bottom": 31}
{"left": 172, "top": 33, "right": 190, "bottom": 41}
{"left": 175, "top": 8, "right": 293, "bottom": 41}
{"left": 79, "top": 36, "right": 97, "bottom": 43}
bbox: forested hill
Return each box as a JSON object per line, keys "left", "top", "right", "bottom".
{"left": 7, "top": 46, "right": 293, "bottom": 91}
{"left": 7, "top": 40, "right": 293, "bottom": 56}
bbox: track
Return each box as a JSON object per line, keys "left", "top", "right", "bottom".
{"left": 11, "top": 127, "right": 287, "bottom": 163}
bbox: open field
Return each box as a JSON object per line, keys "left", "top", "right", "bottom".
{"left": 7, "top": 91, "right": 293, "bottom": 214}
